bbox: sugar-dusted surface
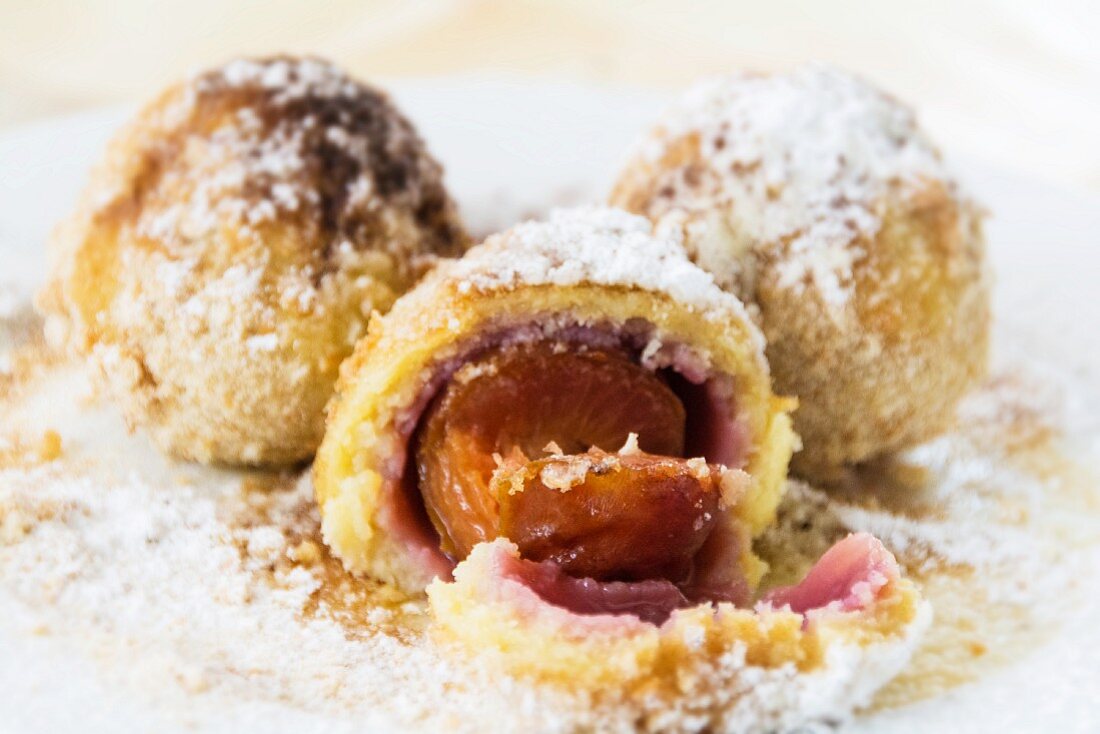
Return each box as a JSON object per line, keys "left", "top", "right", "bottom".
{"left": 453, "top": 208, "right": 732, "bottom": 311}
{"left": 0, "top": 353, "right": 911, "bottom": 734}
{"left": 61, "top": 54, "right": 466, "bottom": 341}
{"left": 613, "top": 65, "right": 991, "bottom": 476}
{"left": 124, "top": 56, "right": 463, "bottom": 260}
{"left": 447, "top": 207, "right": 766, "bottom": 357}
{"left": 621, "top": 64, "right": 967, "bottom": 309}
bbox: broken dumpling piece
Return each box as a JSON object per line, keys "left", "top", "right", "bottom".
{"left": 611, "top": 64, "right": 990, "bottom": 478}
{"left": 40, "top": 56, "right": 467, "bottom": 465}
{"left": 314, "top": 207, "right": 797, "bottom": 599}
{"left": 428, "top": 533, "right": 927, "bottom": 697}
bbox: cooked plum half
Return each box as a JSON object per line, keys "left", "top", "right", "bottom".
{"left": 416, "top": 342, "right": 686, "bottom": 558}
{"left": 494, "top": 447, "right": 722, "bottom": 582}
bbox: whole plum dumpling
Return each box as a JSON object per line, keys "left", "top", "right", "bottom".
{"left": 611, "top": 65, "right": 990, "bottom": 478}
{"left": 40, "top": 56, "right": 468, "bottom": 465}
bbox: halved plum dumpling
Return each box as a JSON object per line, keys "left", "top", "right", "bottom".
{"left": 315, "top": 208, "right": 922, "bottom": 704}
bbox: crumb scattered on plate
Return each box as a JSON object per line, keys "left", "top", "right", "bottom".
{"left": 2, "top": 276, "right": 1097, "bottom": 731}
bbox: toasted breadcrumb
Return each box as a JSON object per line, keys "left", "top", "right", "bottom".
{"left": 40, "top": 56, "right": 468, "bottom": 466}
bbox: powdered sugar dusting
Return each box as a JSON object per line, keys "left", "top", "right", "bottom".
{"left": 629, "top": 64, "right": 955, "bottom": 309}
{"left": 0, "top": 284, "right": 19, "bottom": 321}
{"left": 216, "top": 57, "right": 362, "bottom": 100}
{"left": 449, "top": 207, "right": 767, "bottom": 357}
{"left": 104, "top": 56, "right": 463, "bottom": 270}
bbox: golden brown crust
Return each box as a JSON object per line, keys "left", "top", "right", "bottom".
{"left": 765, "top": 183, "right": 990, "bottom": 474}
{"left": 40, "top": 57, "right": 468, "bottom": 465}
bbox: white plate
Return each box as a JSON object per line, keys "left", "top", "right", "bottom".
{"left": 1, "top": 77, "right": 1098, "bottom": 733}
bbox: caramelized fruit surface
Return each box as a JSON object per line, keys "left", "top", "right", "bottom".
{"left": 415, "top": 342, "right": 686, "bottom": 558}
{"left": 495, "top": 448, "right": 721, "bottom": 582}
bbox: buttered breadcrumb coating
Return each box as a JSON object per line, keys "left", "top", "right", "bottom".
{"left": 40, "top": 56, "right": 468, "bottom": 465}
{"left": 611, "top": 65, "right": 990, "bottom": 477}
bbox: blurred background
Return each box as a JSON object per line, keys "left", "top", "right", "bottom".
{"left": 1, "top": 0, "right": 1098, "bottom": 192}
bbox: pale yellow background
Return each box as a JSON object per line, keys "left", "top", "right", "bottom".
{"left": 1, "top": 0, "right": 1097, "bottom": 191}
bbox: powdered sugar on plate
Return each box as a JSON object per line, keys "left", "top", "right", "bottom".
{"left": 3, "top": 235, "right": 1098, "bottom": 733}
{"left": 0, "top": 441, "right": 928, "bottom": 734}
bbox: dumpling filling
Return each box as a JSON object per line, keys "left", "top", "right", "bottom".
{"left": 396, "top": 334, "right": 906, "bottom": 629}
{"left": 411, "top": 338, "right": 756, "bottom": 621}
